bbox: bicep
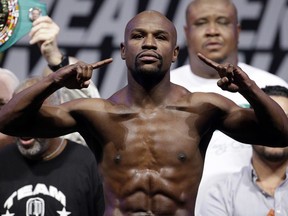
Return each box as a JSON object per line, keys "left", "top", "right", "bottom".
{"left": 13, "top": 101, "right": 79, "bottom": 138}
{"left": 218, "top": 104, "right": 271, "bottom": 144}
{"left": 209, "top": 94, "right": 262, "bottom": 143}
{"left": 34, "top": 104, "right": 78, "bottom": 137}
{"left": 220, "top": 106, "right": 256, "bottom": 131}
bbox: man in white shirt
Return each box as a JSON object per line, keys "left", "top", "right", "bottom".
{"left": 170, "top": 0, "right": 288, "bottom": 213}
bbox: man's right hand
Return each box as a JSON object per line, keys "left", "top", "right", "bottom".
{"left": 51, "top": 58, "right": 113, "bottom": 89}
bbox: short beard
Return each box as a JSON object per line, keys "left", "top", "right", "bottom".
{"left": 17, "top": 139, "right": 49, "bottom": 159}
{"left": 133, "top": 57, "right": 164, "bottom": 87}
{"left": 264, "top": 153, "right": 288, "bottom": 163}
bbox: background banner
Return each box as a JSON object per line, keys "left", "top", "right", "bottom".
{"left": 1, "top": 0, "right": 287, "bottom": 98}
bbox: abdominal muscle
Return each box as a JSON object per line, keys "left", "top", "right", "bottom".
{"left": 102, "top": 165, "right": 199, "bottom": 216}
{"left": 99, "top": 106, "right": 204, "bottom": 215}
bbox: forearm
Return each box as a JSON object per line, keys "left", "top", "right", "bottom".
{"left": 240, "top": 81, "right": 288, "bottom": 145}
{"left": 0, "top": 74, "right": 61, "bottom": 134}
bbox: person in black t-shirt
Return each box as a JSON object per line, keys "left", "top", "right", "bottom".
{"left": 0, "top": 76, "right": 104, "bottom": 216}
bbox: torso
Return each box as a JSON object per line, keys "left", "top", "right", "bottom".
{"left": 74, "top": 87, "right": 221, "bottom": 215}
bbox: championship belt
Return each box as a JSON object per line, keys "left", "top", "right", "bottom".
{"left": 0, "top": 0, "right": 47, "bottom": 52}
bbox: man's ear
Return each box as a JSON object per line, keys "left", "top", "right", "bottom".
{"left": 172, "top": 46, "right": 180, "bottom": 63}
{"left": 120, "top": 43, "right": 126, "bottom": 60}
{"left": 184, "top": 25, "right": 189, "bottom": 44}
{"left": 236, "top": 24, "right": 241, "bottom": 45}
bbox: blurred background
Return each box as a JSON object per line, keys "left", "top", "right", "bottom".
{"left": 0, "top": 0, "right": 287, "bottom": 98}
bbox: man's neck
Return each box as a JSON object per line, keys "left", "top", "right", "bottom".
{"left": 252, "top": 157, "right": 288, "bottom": 196}
{"left": 127, "top": 71, "right": 173, "bottom": 107}
{"left": 43, "top": 138, "right": 67, "bottom": 161}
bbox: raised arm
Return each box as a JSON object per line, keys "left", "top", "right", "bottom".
{"left": 0, "top": 59, "right": 112, "bottom": 138}
{"left": 29, "top": 16, "right": 101, "bottom": 98}
{"left": 29, "top": 16, "right": 62, "bottom": 66}
{"left": 198, "top": 53, "right": 288, "bottom": 147}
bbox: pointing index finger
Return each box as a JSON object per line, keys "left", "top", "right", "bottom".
{"left": 91, "top": 58, "right": 113, "bottom": 69}
{"left": 197, "top": 53, "right": 219, "bottom": 70}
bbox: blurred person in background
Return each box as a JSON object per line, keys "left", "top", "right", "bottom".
{"left": 198, "top": 85, "right": 288, "bottom": 216}
{"left": 0, "top": 76, "right": 104, "bottom": 215}
{"left": 0, "top": 68, "right": 19, "bottom": 148}
{"left": 170, "top": 0, "right": 288, "bottom": 213}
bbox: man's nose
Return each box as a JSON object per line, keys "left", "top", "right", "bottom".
{"left": 142, "top": 35, "right": 157, "bottom": 49}
{"left": 205, "top": 22, "right": 220, "bottom": 36}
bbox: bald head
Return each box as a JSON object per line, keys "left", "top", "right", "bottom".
{"left": 0, "top": 68, "right": 19, "bottom": 100}
{"left": 184, "top": 0, "right": 240, "bottom": 75}
{"left": 125, "top": 10, "right": 178, "bottom": 46}
{"left": 186, "top": 0, "right": 238, "bottom": 25}
{"left": 0, "top": 68, "right": 19, "bottom": 148}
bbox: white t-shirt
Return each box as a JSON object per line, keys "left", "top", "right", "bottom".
{"left": 170, "top": 63, "right": 288, "bottom": 214}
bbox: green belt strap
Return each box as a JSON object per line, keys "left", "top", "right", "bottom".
{"left": 0, "top": 0, "right": 47, "bottom": 52}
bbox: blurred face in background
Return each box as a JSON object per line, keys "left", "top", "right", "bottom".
{"left": 0, "top": 82, "right": 11, "bottom": 107}
{"left": 16, "top": 137, "right": 49, "bottom": 159}
{"left": 0, "top": 80, "right": 16, "bottom": 148}
{"left": 185, "top": 0, "right": 239, "bottom": 65}
{"left": 252, "top": 95, "right": 288, "bottom": 163}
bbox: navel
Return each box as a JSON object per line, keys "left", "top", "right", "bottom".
{"left": 178, "top": 152, "right": 187, "bottom": 162}
{"left": 114, "top": 154, "right": 121, "bottom": 164}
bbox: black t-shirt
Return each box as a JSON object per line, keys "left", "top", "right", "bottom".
{"left": 0, "top": 140, "right": 104, "bottom": 215}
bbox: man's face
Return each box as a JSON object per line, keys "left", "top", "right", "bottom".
{"left": 0, "top": 82, "right": 11, "bottom": 109}
{"left": 253, "top": 143, "right": 288, "bottom": 163}
{"left": 121, "top": 11, "right": 179, "bottom": 82}
{"left": 17, "top": 137, "right": 49, "bottom": 159}
{"left": 29, "top": 8, "right": 42, "bottom": 21}
{"left": 0, "top": 82, "right": 15, "bottom": 148}
{"left": 253, "top": 95, "right": 288, "bottom": 162}
{"left": 185, "top": 0, "right": 239, "bottom": 64}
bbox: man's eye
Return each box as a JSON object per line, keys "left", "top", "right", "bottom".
{"left": 132, "top": 34, "right": 143, "bottom": 39}
{"left": 194, "top": 20, "right": 207, "bottom": 26}
{"left": 156, "top": 35, "right": 167, "bottom": 40}
{"left": 217, "top": 18, "right": 230, "bottom": 25}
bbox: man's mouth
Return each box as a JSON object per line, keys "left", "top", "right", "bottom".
{"left": 138, "top": 51, "right": 160, "bottom": 62}
{"left": 204, "top": 41, "right": 223, "bottom": 50}
{"left": 19, "top": 137, "right": 35, "bottom": 145}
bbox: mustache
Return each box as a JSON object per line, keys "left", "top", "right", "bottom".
{"left": 136, "top": 50, "right": 162, "bottom": 60}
